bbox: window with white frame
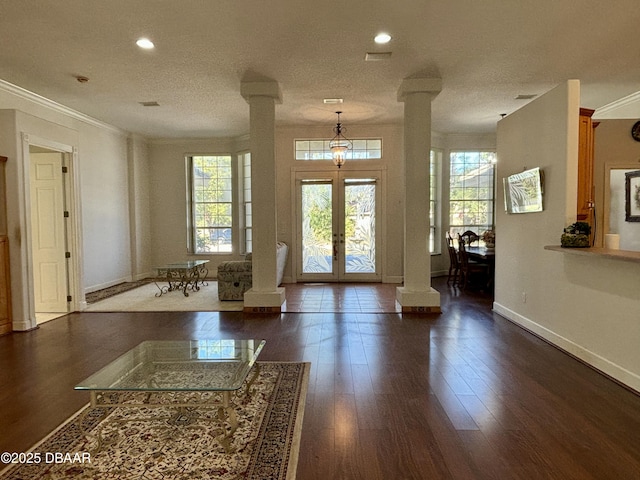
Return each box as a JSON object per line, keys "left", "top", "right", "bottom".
{"left": 295, "top": 139, "right": 382, "bottom": 161}
{"left": 429, "top": 149, "right": 442, "bottom": 254}
{"left": 239, "top": 152, "right": 252, "bottom": 253}
{"left": 449, "top": 151, "right": 496, "bottom": 241}
{"left": 186, "top": 155, "right": 233, "bottom": 254}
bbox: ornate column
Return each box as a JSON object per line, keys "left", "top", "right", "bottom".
{"left": 240, "top": 80, "right": 285, "bottom": 312}
{"left": 396, "top": 78, "right": 442, "bottom": 313}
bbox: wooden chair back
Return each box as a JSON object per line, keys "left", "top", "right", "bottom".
{"left": 459, "top": 230, "right": 480, "bottom": 246}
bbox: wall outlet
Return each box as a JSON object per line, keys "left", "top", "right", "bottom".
{"left": 522, "top": 291, "right": 527, "bottom": 303}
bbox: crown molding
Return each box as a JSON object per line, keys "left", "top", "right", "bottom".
{"left": 595, "top": 90, "right": 640, "bottom": 117}
{"left": 0, "top": 78, "right": 126, "bottom": 135}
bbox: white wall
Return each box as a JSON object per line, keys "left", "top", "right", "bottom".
{"left": 591, "top": 119, "right": 640, "bottom": 249}
{"left": 0, "top": 83, "right": 136, "bottom": 329}
{"left": 78, "top": 123, "right": 131, "bottom": 290}
{"left": 148, "top": 137, "right": 243, "bottom": 274}
{"left": 128, "top": 136, "right": 153, "bottom": 280}
{"left": 494, "top": 81, "right": 640, "bottom": 392}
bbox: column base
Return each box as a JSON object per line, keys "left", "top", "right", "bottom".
{"left": 396, "top": 286, "right": 441, "bottom": 313}
{"left": 243, "top": 287, "right": 286, "bottom": 313}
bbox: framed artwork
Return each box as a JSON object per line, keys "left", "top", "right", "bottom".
{"left": 503, "top": 167, "right": 544, "bottom": 214}
{"left": 625, "top": 170, "right": 640, "bottom": 222}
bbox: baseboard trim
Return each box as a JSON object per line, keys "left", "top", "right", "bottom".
{"left": 132, "top": 271, "right": 152, "bottom": 282}
{"left": 493, "top": 302, "right": 640, "bottom": 394}
{"left": 11, "top": 320, "right": 35, "bottom": 332}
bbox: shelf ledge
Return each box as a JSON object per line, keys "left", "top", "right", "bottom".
{"left": 544, "top": 245, "right": 640, "bottom": 264}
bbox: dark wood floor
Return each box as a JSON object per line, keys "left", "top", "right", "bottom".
{"left": 1, "top": 277, "right": 640, "bottom": 479}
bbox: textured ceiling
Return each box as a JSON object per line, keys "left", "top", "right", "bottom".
{"left": 1, "top": 1, "right": 640, "bottom": 138}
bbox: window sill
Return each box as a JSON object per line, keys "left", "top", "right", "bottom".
{"left": 544, "top": 245, "right": 640, "bottom": 264}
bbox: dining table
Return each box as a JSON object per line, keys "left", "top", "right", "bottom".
{"left": 466, "top": 245, "right": 495, "bottom": 262}
{"left": 465, "top": 245, "right": 495, "bottom": 290}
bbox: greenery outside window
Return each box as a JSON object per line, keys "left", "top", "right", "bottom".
{"left": 449, "top": 151, "right": 496, "bottom": 242}
{"left": 187, "top": 155, "right": 233, "bottom": 254}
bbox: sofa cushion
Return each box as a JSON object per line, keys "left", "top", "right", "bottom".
{"left": 276, "top": 242, "right": 288, "bottom": 286}
{"left": 216, "top": 242, "right": 288, "bottom": 301}
{"left": 218, "top": 260, "right": 252, "bottom": 274}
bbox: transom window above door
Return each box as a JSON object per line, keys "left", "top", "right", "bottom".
{"left": 295, "top": 139, "right": 382, "bottom": 161}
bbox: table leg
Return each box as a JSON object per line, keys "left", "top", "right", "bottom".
{"left": 217, "top": 391, "right": 239, "bottom": 452}
{"left": 243, "top": 363, "right": 261, "bottom": 398}
{"left": 80, "top": 390, "right": 241, "bottom": 454}
{"left": 181, "top": 268, "right": 190, "bottom": 296}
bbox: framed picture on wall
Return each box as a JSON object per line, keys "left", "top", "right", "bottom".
{"left": 503, "top": 167, "right": 544, "bottom": 214}
{"left": 625, "top": 170, "right": 640, "bottom": 222}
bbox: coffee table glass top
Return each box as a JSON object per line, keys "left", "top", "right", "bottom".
{"left": 156, "top": 260, "right": 209, "bottom": 271}
{"left": 75, "top": 339, "right": 265, "bottom": 392}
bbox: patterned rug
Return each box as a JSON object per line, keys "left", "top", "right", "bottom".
{"left": 85, "top": 280, "right": 156, "bottom": 304}
{"left": 0, "top": 362, "right": 309, "bottom": 480}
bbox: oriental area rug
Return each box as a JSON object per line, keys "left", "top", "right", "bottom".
{"left": 0, "top": 362, "right": 309, "bottom": 480}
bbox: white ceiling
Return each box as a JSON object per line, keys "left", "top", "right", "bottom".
{"left": 2, "top": 1, "right": 640, "bottom": 138}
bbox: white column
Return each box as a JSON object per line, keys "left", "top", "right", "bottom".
{"left": 396, "top": 78, "right": 442, "bottom": 313}
{"left": 240, "top": 80, "right": 285, "bottom": 312}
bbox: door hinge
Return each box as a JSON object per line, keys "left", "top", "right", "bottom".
{"left": 62, "top": 166, "right": 68, "bottom": 173}
{"left": 67, "top": 295, "right": 72, "bottom": 302}
{"left": 64, "top": 211, "right": 69, "bottom": 218}
{"left": 65, "top": 252, "right": 71, "bottom": 258}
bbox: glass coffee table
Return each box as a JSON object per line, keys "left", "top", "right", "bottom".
{"left": 154, "top": 260, "right": 209, "bottom": 297}
{"left": 75, "top": 339, "right": 265, "bottom": 452}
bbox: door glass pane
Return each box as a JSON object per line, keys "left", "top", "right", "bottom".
{"left": 301, "top": 181, "right": 333, "bottom": 273}
{"left": 344, "top": 179, "right": 376, "bottom": 273}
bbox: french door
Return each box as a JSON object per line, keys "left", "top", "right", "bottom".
{"left": 296, "top": 170, "right": 381, "bottom": 282}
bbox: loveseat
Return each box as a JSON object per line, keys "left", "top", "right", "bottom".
{"left": 217, "top": 242, "right": 288, "bottom": 300}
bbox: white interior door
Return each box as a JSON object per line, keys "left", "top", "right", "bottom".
{"left": 296, "top": 170, "right": 380, "bottom": 282}
{"left": 30, "top": 152, "right": 68, "bottom": 313}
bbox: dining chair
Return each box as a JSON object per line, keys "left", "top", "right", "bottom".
{"left": 445, "top": 232, "right": 460, "bottom": 285}
{"left": 457, "top": 234, "right": 490, "bottom": 290}
{"left": 459, "top": 230, "right": 480, "bottom": 246}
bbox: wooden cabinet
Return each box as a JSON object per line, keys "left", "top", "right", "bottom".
{"left": 577, "top": 108, "right": 597, "bottom": 223}
{"left": 0, "top": 156, "right": 11, "bottom": 336}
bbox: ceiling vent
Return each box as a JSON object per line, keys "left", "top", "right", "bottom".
{"left": 139, "top": 101, "right": 160, "bottom": 107}
{"left": 515, "top": 94, "right": 537, "bottom": 100}
{"left": 365, "top": 52, "right": 392, "bottom": 61}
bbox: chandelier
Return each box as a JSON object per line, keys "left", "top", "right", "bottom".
{"left": 329, "top": 111, "right": 352, "bottom": 168}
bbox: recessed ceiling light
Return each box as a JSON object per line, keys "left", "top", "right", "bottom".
{"left": 374, "top": 33, "right": 392, "bottom": 44}
{"left": 136, "top": 38, "right": 155, "bottom": 49}
{"left": 323, "top": 98, "right": 344, "bottom": 104}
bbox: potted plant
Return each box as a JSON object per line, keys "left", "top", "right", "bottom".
{"left": 561, "top": 221, "right": 591, "bottom": 248}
